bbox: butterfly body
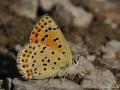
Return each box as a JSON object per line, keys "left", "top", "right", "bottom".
{"left": 17, "top": 15, "right": 72, "bottom": 80}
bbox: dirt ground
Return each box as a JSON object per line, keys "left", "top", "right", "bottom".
{"left": 0, "top": 0, "right": 120, "bottom": 90}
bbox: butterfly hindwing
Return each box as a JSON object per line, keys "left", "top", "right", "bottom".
{"left": 17, "top": 43, "right": 67, "bottom": 80}
{"left": 30, "top": 15, "right": 72, "bottom": 65}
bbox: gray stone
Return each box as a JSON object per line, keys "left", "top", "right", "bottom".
{"left": 82, "top": 70, "right": 116, "bottom": 90}
{"left": 11, "top": 0, "right": 38, "bottom": 20}
{"left": 39, "top": 0, "right": 93, "bottom": 28}
{"left": 106, "top": 40, "right": 120, "bottom": 51}
{"left": 71, "top": 0, "right": 120, "bottom": 24}
{"left": 13, "top": 78, "right": 82, "bottom": 90}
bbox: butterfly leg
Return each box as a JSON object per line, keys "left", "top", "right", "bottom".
{"left": 58, "top": 70, "right": 69, "bottom": 85}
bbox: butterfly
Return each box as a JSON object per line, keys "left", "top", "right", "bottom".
{"left": 17, "top": 15, "right": 73, "bottom": 80}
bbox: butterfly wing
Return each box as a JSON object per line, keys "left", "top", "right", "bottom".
{"left": 17, "top": 43, "right": 67, "bottom": 80}
{"left": 30, "top": 15, "right": 72, "bottom": 65}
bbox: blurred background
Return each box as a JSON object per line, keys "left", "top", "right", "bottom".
{"left": 0, "top": 0, "right": 120, "bottom": 89}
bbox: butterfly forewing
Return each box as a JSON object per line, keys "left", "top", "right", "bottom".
{"left": 30, "top": 15, "right": 72, "bottom": 65}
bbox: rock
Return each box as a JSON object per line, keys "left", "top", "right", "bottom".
{"left": 67, "top": 56, "right": 95, "bottom": 77}
{"left": 104, "top": 19, "right": 118, "bottom": 29}
{"left": 70, "top": 42, "right": 88, "bottom": 55}
{"left": 11, "top": 0, "right": 38, "bottom": 20}
{"left": 102, "top": 51, "right": 119, "bottom": 69}
{"left": 85, "top": 54, "right": 96, "bottom": 62}
{"left": 106, "top": 40, "right": 120, "bottom": 51}
{"left": 54, "top": 0, "right": 93, "bottom": 28}
{"left": 39, "top": 0, "right": 59, "bottom": 11}
{"left": 0, "top": 53, "right": 20, "bottom": 79}
{"left": 15, "top": 44, "right": 22, "bottom": 52}
{"left": 71, "top": 0, "right": 120, "bottom": 24}
{"left": 76, "top": 56, "right": 95, "bottom": 75}
{"left": 0, "top": 3, "right": 34, "bottom": 53}
{"left": 13, "top": 78, "right": 82, "bottom": 90}
{"left": 82, "top": 69, "right": 116, "bottom": 89}
{"left": 99, "top": 40, "right": 120, "bottom": 69}
{"left": 0, "top": 80, "right": 4, "bottom": 89}
{"left": 70, "top": 42, "right": 95, "bottom": 62}
{"left": 39, "top": 0, "right": 93, "bottom": 28}
{"left": 3, "top": 78, "right": 12, "bottom": 90}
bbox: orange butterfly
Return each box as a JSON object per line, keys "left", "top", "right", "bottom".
{"left": 17, "top": 15, "right": 72, "bottom": 80}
